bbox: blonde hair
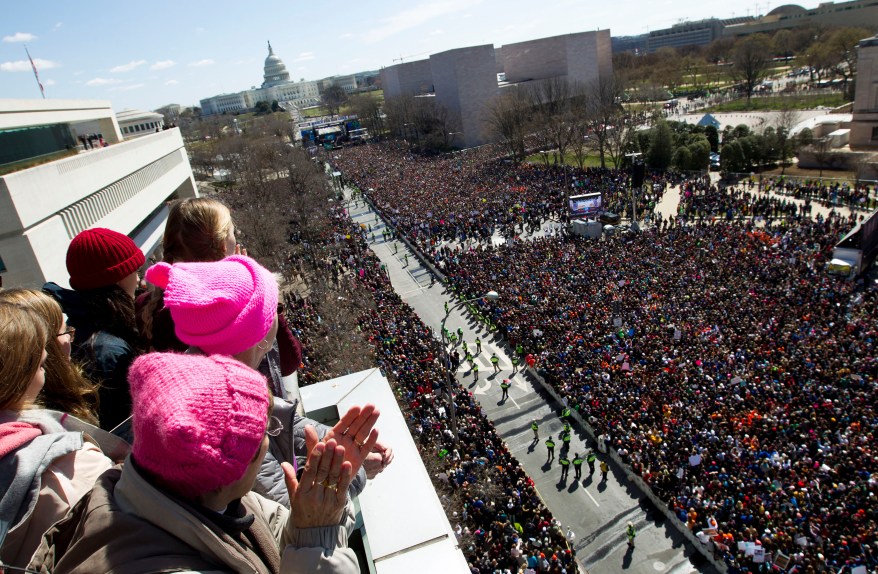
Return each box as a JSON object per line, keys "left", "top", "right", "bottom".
{"left": 141, "top": 198, "right": 234, "bottom": 345}
{"left": 0, "top": 302, "right": 48, "bottom": 410}
{"left": 162, "top": 197, "right": 233, "bottom": 264}
{"left": 0, "top": 289, "right": 100, "bottom": 423}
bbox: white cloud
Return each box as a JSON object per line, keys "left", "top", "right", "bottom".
{"left": 110, "top": 59, "right": 146, "bottom": 73}
{"left": 294, "top": 52, "right": 315, "bottom": 62}
{"left": 188, "top": 59, "right": 214, "bottom": 67}
{"left": 3, "top": 32, "right": 36, "bottom": 43}
{"left": 44, "top": 78, "right": 56, "bottom": 86}
{"left": 362, "top": 0, "right": 480, "bottom": 44}
{"left": 110, "top": 83, "right": 144, "bottom": 92}
{"left": 429, "top": 28, "right": 444, "bottom": 36}
{"left": 150, "top": 59, "right": 176, "bottom": 70}
{"left": 339, "top": 33, "right": 353, "bottom": 39}
{"left": 53, "top": 22, "right": 62, "bottom": 31}
{"left": 165, "top": 79, "right": 178, "bottom": 85}
{"left": 0, "top": 58, "right": 59, "bottom": 72}
{"left": 86, "top": 77, "right": 123, "bottom": 86}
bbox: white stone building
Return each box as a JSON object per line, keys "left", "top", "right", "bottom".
{"left": 116, "top": 109, "right": 165, "bottom": 139}
{"left": 0, "top": 99, "right": 197, "bottom": 288}
{"left": 380, "top": 30, "right": 613, "bottom": 148}
{"left": 200, "top": 42, "right": 320, "bottom": 115}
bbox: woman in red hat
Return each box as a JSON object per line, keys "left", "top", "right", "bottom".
{"left": 44, "top": 227, "right": 145, "bottom": 432}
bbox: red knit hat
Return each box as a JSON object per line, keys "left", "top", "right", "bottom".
{"left": 66, "top": 228, "right": 145, "bottom": 290}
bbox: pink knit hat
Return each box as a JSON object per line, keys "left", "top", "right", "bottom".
{"left": 128, "top": 352, "right": 270, "bottom": 498}
{"left": 144, "top": 255, "right": 278, "bottom": 356}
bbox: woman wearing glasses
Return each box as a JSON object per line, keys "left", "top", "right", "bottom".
{"left": 0, "top": 289, "right": 99, "bottom": 426}
{"left": 29, "top": 352, "right": 364, "bottom": 573}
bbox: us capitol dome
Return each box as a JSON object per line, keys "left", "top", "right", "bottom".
{"left": 262, "top": 41, "right": 291, "bottom": 88}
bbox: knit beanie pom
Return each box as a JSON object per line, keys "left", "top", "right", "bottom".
{"left": 144, "top": 255, "right": 278, "bottom": 356}
{"left": 144, "top": 262, "right": 172, "bottom": 290}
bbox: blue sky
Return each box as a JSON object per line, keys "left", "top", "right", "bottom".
{"left": 2, "top": 0, "right": 782, "bottom": 111}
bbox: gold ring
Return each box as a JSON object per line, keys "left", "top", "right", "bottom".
{"left": 355, "top": 439, "right": 365, "bottom": 448}
{"left": 320, "top": 479, "right": 337, "bottom": 490}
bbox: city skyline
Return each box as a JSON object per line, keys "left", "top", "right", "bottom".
{"left": 2, "top": 0, "right": 808, "bottom": 111}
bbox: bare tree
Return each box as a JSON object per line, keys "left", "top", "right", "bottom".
{"left": 605, "top": 116, "right": 637, "bottom": 169}
{"left": 732, "top": 34, "right": 772, "bottom": 105}
{"left": 811, "top": 137, "right": 833, "bottom": 177}
{"left": 586, "top": 73, "right": 626, "bottom": 168}
{"left": 382, "top": 95, "right": 414, "bottom": 141}
{"left": 827, "top": 27, "right": 872, "bottom": 97}
{"left": 774, "top": 105, "right": 800, "bottom": 175}
{"left": 347, "top": 93, "right": 385, "bottom": 139}
{"left": 321, "top": 84, "right": 348, "bottom": 116}
{"left": 484, "top": 90, "right": 531, "bottom": 163}
{"left": 525, "top": 77, "right": 582, "bottom": 166}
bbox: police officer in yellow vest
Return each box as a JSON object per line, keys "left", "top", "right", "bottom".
{"left": 572, "top": 453, "right": 584, "bottom": 479}
{"left": 559, "top": 453, "right": 571, "bottom": 480}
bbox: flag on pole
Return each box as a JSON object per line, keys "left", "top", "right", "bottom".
{"left": 25, "top": 45, "right": 45, "bottom": 99}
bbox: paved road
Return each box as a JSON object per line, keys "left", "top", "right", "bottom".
{"left": 341, "top": 192, "right": 714, "bottom": 574}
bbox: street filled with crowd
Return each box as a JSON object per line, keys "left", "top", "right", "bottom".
{"left": 330, "top": 143, "right": 878, "bottom": 574}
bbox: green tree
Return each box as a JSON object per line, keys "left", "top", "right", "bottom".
{"left": 253, "top": 100, "right": 272, "bottom": 115}
{"left": 704, "top": 125, "right": 719, "bottom": 153}
{"left": 647, "top": 120, "right": 674, "bottom": 170}
{"left": 687, "top": 137, "right": 711, "bottom": 171}
{"left": 721, "top": 140, "right": 746, "bottom": 174}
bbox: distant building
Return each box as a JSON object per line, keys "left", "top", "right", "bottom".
{"left": 611, "top": 0, "right": 878, "bottom": 54}
{"left": 318, "top": 75, "right": 359, "bottom": 95}
{"left": 0, "top": 98, "right": 197, "bottom": 288}
{"left": 613, "top": 17, "right": 753, "bottom": 54}
{"left": 381, "top": 30, "right": 613, "bottom": 148}
{"left": 155, "top": 103, "right": 183, "bottom": 118}
{"left": 200, "top": 42, "right": 320, "bottom": 116}
{"left": 723, "top": 0, "right": 878, "bottom": 37}
{"left": 851, "top": 35, "right": 878, "bottom": 148}
{"left": 116, "top": 109, "right": 165, "bottom": 139}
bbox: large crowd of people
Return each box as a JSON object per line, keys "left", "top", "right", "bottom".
{"left": 330, "top": 143, "right": 878, "bottom": 574}
{"left": 316, "top": 204, "right": 577, "bottom": 572}
{"left": 3, "top": 135, "right": 876, "bottom": 573}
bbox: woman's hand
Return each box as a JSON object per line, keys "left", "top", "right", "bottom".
{"left": 323, "top": 404, "right": 380, "bottom": 478}
{"left": 362, "top": 440, "right": 395, "bottom": 479}
{"left": 283, "top": 425, "right": 352, "bottom": 528}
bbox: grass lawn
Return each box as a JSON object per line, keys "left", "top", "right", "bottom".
{"left": 526, "top": 151, "right": 607, "bottom": 168}
{"left": 753, "top": 164, "right": 857, "bottom": 183}
{"left": 704, "top": 93, "right": 847, "bottom": 112}
{"left": 300, "top": 106, "right": 329, "bottom": 118}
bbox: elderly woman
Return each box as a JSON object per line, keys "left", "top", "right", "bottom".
{"left": 29, "top": 352, "right": 366, "bottom": 573}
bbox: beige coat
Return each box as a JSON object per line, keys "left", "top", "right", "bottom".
{"left": 29, "top": 455, "right": 359, "bottom": 574}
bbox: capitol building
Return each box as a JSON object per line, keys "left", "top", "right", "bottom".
{"left": 200, "top": 42, "right": 356, "bottom": 116}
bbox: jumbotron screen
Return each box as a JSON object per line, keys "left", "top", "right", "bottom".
{"left": 569, "top": 193, "right": 602, "bottom": 217}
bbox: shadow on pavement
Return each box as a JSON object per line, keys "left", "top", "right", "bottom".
{"left": 622, "top": 545, "right": 634, "bottom": 569}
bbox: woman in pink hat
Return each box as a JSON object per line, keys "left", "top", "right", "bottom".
{"left": 143, "top": 254, "right": 392, "bottom": 506}
{"left": 29, "top": 352, "right": 364, "bottom": 573}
